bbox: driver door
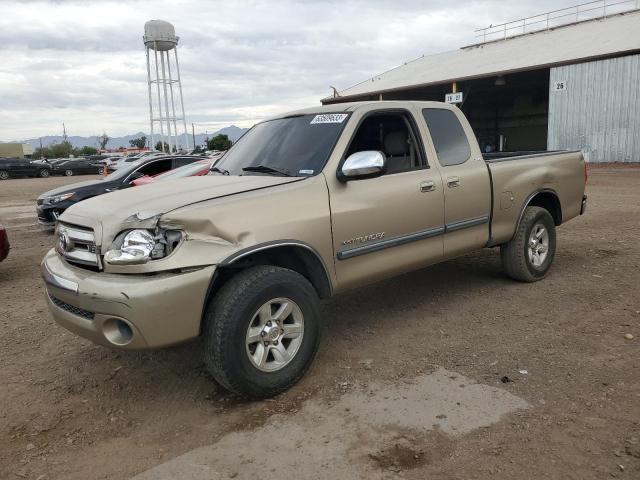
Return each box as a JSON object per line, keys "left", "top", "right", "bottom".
{"left": 327, "top": 109, "right": 444, "bottom": 290}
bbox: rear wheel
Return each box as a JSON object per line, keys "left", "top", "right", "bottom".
{"left": 38, "top": 169, "right": 50, "bottom": 178}
{"left": 0, "top": 171, "right": 8, "bottom": 180}
{"left": 501, "top": 206, "right": 556, "bottom": 282}
{"left": 203, "top": 266, "right": 321, "bottom": 398}
{"left": 64, "top": 169, "right": 73, "bottom": 176}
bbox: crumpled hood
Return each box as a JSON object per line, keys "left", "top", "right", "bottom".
{"left": 59, "top": 175, "right": 301, "bottom": 245}
{"left": 38, "top": 178, "right": 104, "bottom": 200}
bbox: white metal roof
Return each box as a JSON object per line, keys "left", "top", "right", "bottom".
{"left": 322, "top": 10, "right": 640, "bottom": 103}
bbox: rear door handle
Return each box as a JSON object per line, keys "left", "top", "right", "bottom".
{"left": 447, "top": 176, "right": 460, "bottom": 188}
{"left": 420, "top": 181, "right": 436, "bottom": 193}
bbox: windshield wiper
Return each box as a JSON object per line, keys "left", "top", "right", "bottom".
{"left": 210, "top": 166, "right": 230, "bottom": 175}
{"left": 241, "top": 165, "right": 293, "bottom": 177}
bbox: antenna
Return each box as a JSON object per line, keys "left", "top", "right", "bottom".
{"left": 143, "top": 20, "right": 189, "bottom": 152}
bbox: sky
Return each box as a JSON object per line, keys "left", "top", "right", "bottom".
{"left": 0, "top": 0, "right": 584, "bottom": 140}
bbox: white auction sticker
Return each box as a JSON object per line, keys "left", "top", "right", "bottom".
{"left": 310, "top": 113, "right": 348, "bottom": 124}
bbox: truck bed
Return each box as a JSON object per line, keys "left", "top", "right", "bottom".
{"left": 484, "top": 150, "right": 586, "bottom": 246}
{"left": 483, "top": 150, "right": 571, "bottom": 162}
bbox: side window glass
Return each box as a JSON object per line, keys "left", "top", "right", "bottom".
{"left": 346, "top": 112, "right": 424, "bottom": 175}
{"left": 422, "top": 108, "right": 471, "bottom": 167}
{"left": 137, "top": 159, "right": 172, "bottom": 177}
{"left": 175, "top": 157, "right": 194, "bottom": 168}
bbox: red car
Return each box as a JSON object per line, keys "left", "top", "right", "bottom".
{"left": 0, "top": 225, "right": 9, "bottom": 263}
{"left": 130, "top": 159, "right": 213, "bottom": 186}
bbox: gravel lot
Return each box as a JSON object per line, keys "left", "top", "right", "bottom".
{"left": 0, "top": 170, "right": 639, "bottom": 479}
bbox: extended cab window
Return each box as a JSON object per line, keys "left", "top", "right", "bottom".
{"left": 346, "top": 111, "right": 425, "bottom": 175}
{"left": 422, "top": 108, "right": 471, "bottom": 167}
{"left": 215, "top": 113, "right": 349, "bottom": 177}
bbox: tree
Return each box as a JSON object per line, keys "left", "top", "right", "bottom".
{"left": 207, "top": 134, "right": 232, "bottom": 151}
{"left": 98, "top": 132, "right": 110, "bottom": 149}
{"left": 78, "top": 146, "right": 98, "bottom": 156}
{"left": 129, "top": 136, "right": 147, "bottom": 149}
{"left": 50, "top": 141, "right": 74, "bottom": 158}
{"left": 155, "top": 141, "right": 169, "bottom": 152}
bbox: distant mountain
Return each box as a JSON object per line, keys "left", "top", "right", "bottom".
{"left": 11, "top": 125, "right": 248, "bottom": 149}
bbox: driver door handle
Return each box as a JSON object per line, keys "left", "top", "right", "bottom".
{"left": 420, "top": 180, "right": 436, "bottom": 193}
{"left": 447, "top": 176, "right": 461, "bottom": 188}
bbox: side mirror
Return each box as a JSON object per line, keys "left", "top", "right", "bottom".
{"left": 339, "top": 151, "right": 386, "bottom": 181}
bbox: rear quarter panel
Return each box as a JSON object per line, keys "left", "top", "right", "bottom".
{"left": 488, "top": 151, "right": 585, "bottom": 245}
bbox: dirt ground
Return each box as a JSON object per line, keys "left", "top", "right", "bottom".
{"left": 0, "top": 170, "right": 638, "bottom": 479}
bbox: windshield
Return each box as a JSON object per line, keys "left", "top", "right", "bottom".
{"left": 154, "top": 160, "right": 210, "bottom": 180}
{"left": 213, "top": 113, "right": 350, "bottom": 176}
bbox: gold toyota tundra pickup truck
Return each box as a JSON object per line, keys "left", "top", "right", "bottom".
{"left": 41, "top": 101, "right": 587, "bottom": 398}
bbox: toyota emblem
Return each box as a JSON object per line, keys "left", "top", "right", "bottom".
{"left": 58, "top": 230, "right": 73, "bottom": 252}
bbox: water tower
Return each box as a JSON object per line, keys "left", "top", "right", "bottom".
{"left": 143, "top": 20, "right": 188, "bottom": 152}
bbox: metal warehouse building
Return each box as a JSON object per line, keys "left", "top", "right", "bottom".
{"left": 322, "top": 3, "right": 640, "bottom": 163}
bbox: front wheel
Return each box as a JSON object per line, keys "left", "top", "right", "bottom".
{"left": 203, "top": 266, "right": 321, "bottom": 398}
{"left": 501, "top": 206, "right": 556, "bottom": 282}
{"left": 38, "top": 169, "right": 50, "bottom": 178}
{"left": 0, "top": 171, "right": 8, "bottom": 180}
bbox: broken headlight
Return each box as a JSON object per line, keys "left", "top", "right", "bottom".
{"left": 104, "top": 228, "right": 183, "bottom": 265}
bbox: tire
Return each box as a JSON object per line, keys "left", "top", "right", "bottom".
{"left": 203, "top": 265, "right": 321, "bottom": 398}
{"left": 0, "top": 171, "right": 8, "bottom": 180}
{"left": 64, "top": 169, "right": 73, "bottom": 176}
{"left": 501, "top": 206, "right": 556, "bottom": 282}
{"left": 38, "top": 169, "right": 50, "bottom": 178}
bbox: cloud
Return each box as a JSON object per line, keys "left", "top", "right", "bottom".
{"left": 0, "top": 0, "right": 582, "bottom": 140}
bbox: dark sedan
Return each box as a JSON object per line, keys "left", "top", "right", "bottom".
{"left": 36, "top": 155, "right": 208, "bottom": 226}
{"left": 51, "top": 159, "right": 103, "bottom": 176}
{"left": 0, "top": 158, "right": 52, "bottom": 180}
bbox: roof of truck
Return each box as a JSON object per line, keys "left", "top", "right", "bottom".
{"left": 322, "top": 9, "right": 640, "bottom": 103}
{"left": 267, "top": 100, "right": 454, "bottom": 121}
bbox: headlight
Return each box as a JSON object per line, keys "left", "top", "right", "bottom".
{"left": 104, "top": 228, "right": 182, "bottom": 265}
{"left": 46, "top": 192, "right": 75, "bottom": 204}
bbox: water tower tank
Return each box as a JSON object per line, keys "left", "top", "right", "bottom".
{"left": 143, "top": 20, "right": 178, "bottom": 51}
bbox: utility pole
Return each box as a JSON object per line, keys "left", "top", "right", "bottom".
{"left": 192, "top": 123, "right": 196, "bottom": 150}
{"left": 62, "top": 122, "right": 67, "bottom": 143}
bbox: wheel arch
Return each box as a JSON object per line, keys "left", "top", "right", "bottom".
{"left": 200, "top": 241, "right": 333, "bottom": 329}
{"left": 517, "top": 189, "right": 562, "bottom": 231}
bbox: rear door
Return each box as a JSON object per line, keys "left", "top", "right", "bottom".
{"left": 420, "top": 107, "right": 491, "bottom": 258}
{"left": 75, "top": 160, "right": 90, "bottom": 174}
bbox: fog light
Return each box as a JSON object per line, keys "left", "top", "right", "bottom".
{"left": 103, "top": 318, "right": 134, "bottom": 346}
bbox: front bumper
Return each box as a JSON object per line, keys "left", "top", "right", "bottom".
{"left": 41, "top": 249, "right": 215, "bottom": 349}
{"left": 37, "top": 202, "right": 67, "bottom": 227}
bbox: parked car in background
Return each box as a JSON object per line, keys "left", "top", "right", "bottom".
{"left": 36, "top": 155, "right": 209, "bottom": 226}
{"left": 0, "top": 158, "right": 51, "bottom": 180}
{"left": 130, "top": 158, "right": 214, "bottom": 186}
{"left": 51, "top": 159, "right": 103, "bottom": 176}
{"left": 0, "top": 225, "right": 9, "bottom": 263}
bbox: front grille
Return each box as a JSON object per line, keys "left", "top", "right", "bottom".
{"left": 49, "top": 294, "right": 95, "bottom": 320}
{"left": 55, "top": 222, "right": 100, "bottom": 270}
